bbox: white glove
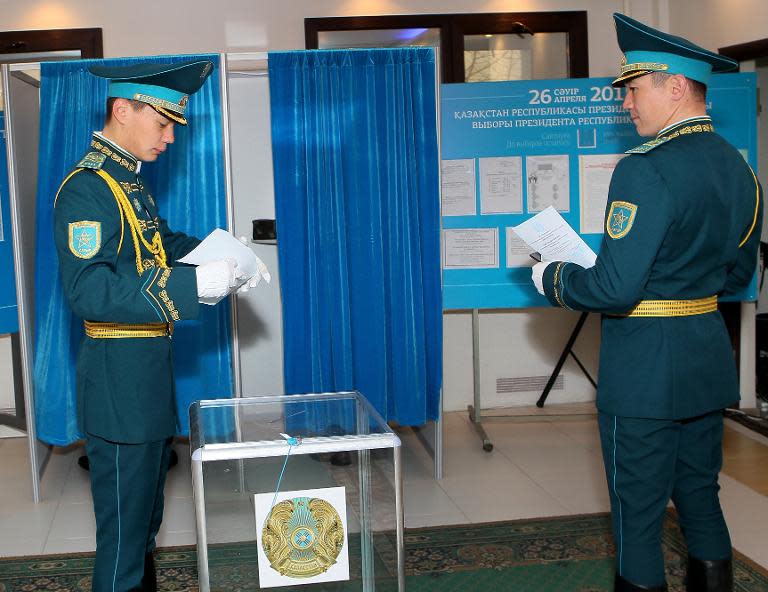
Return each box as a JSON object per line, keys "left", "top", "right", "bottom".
{"left": 236, "top": 236, "right": 272, "bottom": 293}
{"left": 196, "top": 259, "right": 237, "bottom": 303}
{"left": 531, "top": 261, "right": 552, "bottom": 296}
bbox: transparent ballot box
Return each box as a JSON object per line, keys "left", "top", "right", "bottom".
{"left": 189, "top": 391, "right": 405, "bottom": 592}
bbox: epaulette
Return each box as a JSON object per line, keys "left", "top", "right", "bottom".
{"left": 76, "top": 151, "right": 107, "bottom": 170}
{"left": 625, "top": 136, "right": 672, "bottom": 154}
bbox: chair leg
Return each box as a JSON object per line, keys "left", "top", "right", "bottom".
{"left": 686, "top": 557, "right": 733, "bottom": 592}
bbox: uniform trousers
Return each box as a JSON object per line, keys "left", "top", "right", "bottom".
{"left": 597, "top": 410, "right": 731, "bottom": 587}
{"left": 86, "top": 434, "right": 172, "bottom": 592}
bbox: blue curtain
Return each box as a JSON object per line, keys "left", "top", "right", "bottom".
{"left": 268, "top": 48, "right": 442, "bottom": 427}
{"left": 0, "top": 113, "right": 18, "bottom": 333}
{"left": 34, "top": 54, "right": 232, "bottom": 445}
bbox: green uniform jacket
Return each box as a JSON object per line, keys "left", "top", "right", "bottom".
{"left": 542, "top": 116, "right": 763, "bottom": 420}
{"left": 54, "top": 133, "right": 201, "bottom": 443}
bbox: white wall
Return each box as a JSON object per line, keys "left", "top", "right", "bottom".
{"left": 670, "top": 0, "right": 768, "bottom": 52}
{"left": 0, "top": 0, "right": 650, "bottom": 76}
{"left": 227, "top": 69, "right": 285, "bottom": 398}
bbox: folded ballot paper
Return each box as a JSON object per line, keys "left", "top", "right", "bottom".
{"left": 512, "top": 206, "right": 597, "bottom": 269}
{"left": 179, "top": 228, "right": 271, "bottom": 303}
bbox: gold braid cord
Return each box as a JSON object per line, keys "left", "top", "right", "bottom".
{"left": 84, "top": 320, "right": 172, "bottom": 338}
{"left": 739, "top": 166, "right": 761, "bottom": 248}
{"left": 615, "top": 295, "right": 718, "bottom": 317}
{"left": 95, "top": 169, "right": 168, "bottom": 274}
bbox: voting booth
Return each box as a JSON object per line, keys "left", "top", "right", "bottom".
{"left": 1, "top": 62, "right": 48, "bottom": 499}
{"left": 3, "top": 48, "right": 444, "bottom": 506}
{"left": 190, "top": 392, "right": 405, "bottom": 592}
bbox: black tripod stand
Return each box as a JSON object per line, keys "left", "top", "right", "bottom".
{"left": 537, "top": 311, "right": 597, "bottom": 407}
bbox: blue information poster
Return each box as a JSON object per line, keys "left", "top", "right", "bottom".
{"left": 441, "top": 74, "right": 757, "bottom": 310}
{"left": 0, "top": 112, "right": 19, "bottom": 332}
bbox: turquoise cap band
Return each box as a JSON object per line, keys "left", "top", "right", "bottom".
{"left": 623, "top": 50, "right": 714, "bottom": 85}
{"left": 107, "top": 82, "right": 188, "bottom": 115}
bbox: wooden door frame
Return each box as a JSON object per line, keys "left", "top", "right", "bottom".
{"left": 720, "top": 38, "right": 768, "bottom": 63}
{"left": 305, "top": 12, "right": 588, "bottom": 83}
{"left": 0, "top": 28, "right": 103, "bottom": 59}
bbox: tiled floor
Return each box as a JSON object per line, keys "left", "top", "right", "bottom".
{"left": 0, "top": 412, "right": 767, "bottom": 571}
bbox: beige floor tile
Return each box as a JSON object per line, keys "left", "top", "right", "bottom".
{"left": 531, "top": 465, "right": 611, "bottom": 514}
{"left": 439, "top": 472, "right": 568, "bottom": 523}
{"left": 440, "top": 443, "right": 523, "bottom": 479}
{"left": 401, "top": 479, "right": 466, "bottom": 521}
{"left": 731, "top": 528, "right": 768, "bottom": 569}
{"left": 718, "top": 474, "right": 768, "bottom": 534}
{"left": 155, "top": 530, "right": 196, "bottom": 548}
{"left": 59, "top": 469, "right": 93, "bottom": 503}
{"left": 405, "top": 512, "right": 470, "bottom": 528}
{"left": 48, "top": 502, "right": 96, "bottom": 539}
{"left": 0, "top": 504, "right": 57, "bottom": 539}
{"left": 0, "top": 536, "right": 45, "bottom": 558}
{"left": 158, "top": 496, "right": 196, "bottom": 534}
{"left": 43, "top": 536, "right": 96, "bottom": 554}
{"left": 494, "top": 437, "right": 603, "bottom": 479}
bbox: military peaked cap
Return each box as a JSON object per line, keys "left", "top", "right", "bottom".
{"left": 88, "top": 59, "right": 214, "bottom": 125}
{"left": 612, "top": 13, "right": 737, "bottom": 87}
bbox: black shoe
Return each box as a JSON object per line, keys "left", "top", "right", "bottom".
{"left": 309, "top": 451, "right": 352, "bottom": 466}
{"left": 142, "top": 552, "right": 157, "bottom": 592}
{"left": 168, "top": 449, "right": 178, "bottom": 470}
{"left": 330, "top": 451, "right": 352, "bottom": 466}
{"left": 615, "top": 574, "right": 667, "bottom": 591}
{"left": 77, "top": 455, "right": 90, "bottom": 471}
{"left": 686, "top": 557, "right": 732, "bottom": 592}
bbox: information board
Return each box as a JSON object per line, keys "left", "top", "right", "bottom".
{"left": 441, "top": 74, "right": 758, "bottom": 310}
{"left": 0, "top": 112, "right": 19, "bottom": 333}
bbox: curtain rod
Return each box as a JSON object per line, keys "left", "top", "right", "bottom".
{"left": 6, "top": 51, "right": 270, "bottom": 73}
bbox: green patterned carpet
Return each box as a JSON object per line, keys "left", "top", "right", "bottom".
{"left": 1, "top": 512, "right": 767, "bottom": 591}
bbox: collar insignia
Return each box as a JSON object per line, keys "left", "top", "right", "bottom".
{"left": 77, "top": 152, "right": 107, "bottom": 170}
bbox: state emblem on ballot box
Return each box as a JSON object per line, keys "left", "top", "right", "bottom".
{"left": 255, "top": 486, "right": 350, "bottom": 587}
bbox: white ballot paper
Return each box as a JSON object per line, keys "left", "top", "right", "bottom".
{"left": 512, "top": 206, "right": 597, "bottom": 269}
{"left": 179, "top": 228, "right": 271, "bottom": 302}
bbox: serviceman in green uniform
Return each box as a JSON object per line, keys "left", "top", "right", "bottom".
{"left": 532, "top": 14, "right": 762, "bottom": 592}
{"left": 53, "top": 60, "right": 253, "bottom": 592}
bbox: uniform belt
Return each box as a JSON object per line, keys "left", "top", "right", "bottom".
{"left": 617, "top": 295, "right": 718, "bottom": 318}
{"left": 84, "top": 320, "right": 174, "bottom": 338}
